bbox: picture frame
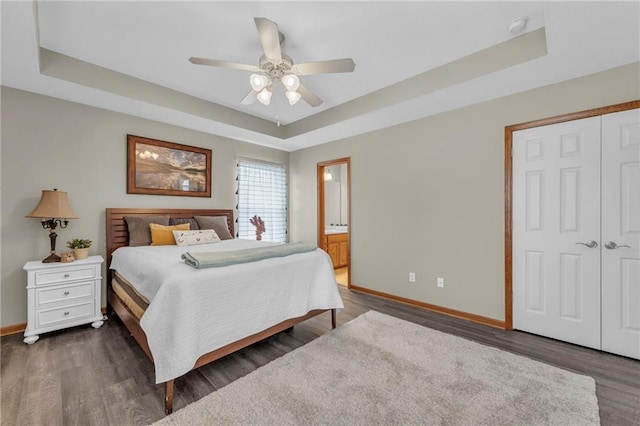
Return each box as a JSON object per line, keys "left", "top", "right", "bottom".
{"left": 127, "top": 134, "right": 212, "bottom": 197}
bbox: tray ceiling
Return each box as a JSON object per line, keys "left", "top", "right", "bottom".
{"left": 2, "top": 2, "right": 638, "bottom": 151}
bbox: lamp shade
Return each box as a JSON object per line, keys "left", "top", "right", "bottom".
{"left": 250, "top": 74, "right": 269, "bottom": 92}
{"left": 26, "top": 189, "right": 78, "bottom": 219}
{"left": 286, "top": 90, "right": 302, "bottom": 105}
{"left": 257, "top": 88, "right": 272, "bottom": 105}
{"left": 281, "top": 74, "right": 299, "bottom": 91}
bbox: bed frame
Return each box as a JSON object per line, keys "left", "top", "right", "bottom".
{"left": 105, "top": 208, "right": 336, "bottom": 415}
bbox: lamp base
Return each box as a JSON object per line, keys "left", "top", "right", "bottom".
{"left": 42, "top": 253, "right": 61, "bottom": 263}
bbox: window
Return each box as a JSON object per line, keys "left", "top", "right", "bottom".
{"left": 236, "top": 158, "right": 287, "bottom": 242}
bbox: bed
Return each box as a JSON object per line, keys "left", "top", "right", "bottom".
{"left": 105, "top": 208, "right": 343, "bottom": 414}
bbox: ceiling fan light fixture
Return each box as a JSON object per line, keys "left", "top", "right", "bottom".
{"left": 257, "top": 87, "right": 272, "bottom": 105}
{"left": 250, "top": 74, "right": 269, "bottom": 92}
{"left": 281, "top": 74, "right": 300, "bottom": 91}
{"left": 190, "top": 18, "right": 355, "bottom": 108}
{"left": 285, "top": 90, "right": 302, "bottom": 105}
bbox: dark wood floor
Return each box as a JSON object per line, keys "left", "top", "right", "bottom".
{"left": 2, "top": 286, "right": 639, "bottom": 425}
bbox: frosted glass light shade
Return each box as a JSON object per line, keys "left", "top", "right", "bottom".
{"left": 257, "top": 88, "right": 272, "bottom": 105}
{"left": 250, "top": 74, "right": 269, "bottom": 92}
{"left": 281, "top": 74, "right": 299, "bottom": 91}
{"left": 286, "top": 90, "right": 301, "bottom": 105}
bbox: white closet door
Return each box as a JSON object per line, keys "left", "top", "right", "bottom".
{"left": 601, "top": 108, "right": 640, "bottom": 360}
{"left": 513, "top": 117, "right": 601, "bottom": 349}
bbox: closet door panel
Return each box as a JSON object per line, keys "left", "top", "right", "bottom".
{"left": 513, "top": 117, "right": 601, "bottom": 349}
{"left": 602, "top": 108, "right": 640, "bottom": 360}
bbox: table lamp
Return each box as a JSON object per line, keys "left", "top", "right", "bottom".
{"left": 26, "top": 189, "right": 78, "bottom": 263}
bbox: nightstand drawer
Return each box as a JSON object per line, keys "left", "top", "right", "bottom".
{"left": 34, "top": 266, "right": 96, "bottom": 286}
{"left": 36, "top": 282, "right": 94, "bottom": 306}
{"left": 36, "top": 301, "right": 95, "bottom": 328}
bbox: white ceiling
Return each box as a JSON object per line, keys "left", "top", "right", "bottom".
{"left": 2, "top": 1, "right": 639, "bottom": 152}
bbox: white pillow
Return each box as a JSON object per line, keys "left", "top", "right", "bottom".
{"left": 172, "top": 229, "right": 220, "bottom": 246}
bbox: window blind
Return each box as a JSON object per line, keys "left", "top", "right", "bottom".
{"left": 236, "top": 158, "right": 287, "bottom": 242}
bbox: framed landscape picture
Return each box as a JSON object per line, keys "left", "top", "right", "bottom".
{"left": 127, "top": 134, "right": 212, "bottom": 197}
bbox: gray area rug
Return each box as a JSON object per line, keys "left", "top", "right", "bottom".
{"left": 153, "top": 310, "right": 600, "bottom": 425}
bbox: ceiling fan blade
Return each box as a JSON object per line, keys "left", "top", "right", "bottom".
{"left": 297, "top": 83, "right": 323, "bottom": 107}
{"left": 240, "top": 90, "right": 257, "bottom": 105}
{"left": 254, "top": 17, "right": 282, "bottom": 63}
{"left": 189, "top": 57, "right": 260, "bottom": 72}
{"left": 292, "top": 58, "right": 356, "bottom": 75}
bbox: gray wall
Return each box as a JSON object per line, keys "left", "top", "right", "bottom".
{"left": 290, "top": 62, "right": 640, "bottom": 321}
{"left": 2, "top": 63, "right": 638, "bottom": 328}
{"left": 0, "top": 87, "right": 288, "bottom": 327}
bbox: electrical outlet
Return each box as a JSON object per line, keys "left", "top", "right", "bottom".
{"left": 409, "top": 272, "right": 416, "bottom": 283}
{"left": 437, "top": 277, "right": 444, "bottom": 288}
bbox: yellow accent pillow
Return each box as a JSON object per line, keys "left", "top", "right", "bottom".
{"left": 149, "top": 223, "right": 190, "bottom": 246}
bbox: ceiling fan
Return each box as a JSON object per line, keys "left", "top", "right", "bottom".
{"left": 189, "top": 17, "right": 356, "bottom": 108}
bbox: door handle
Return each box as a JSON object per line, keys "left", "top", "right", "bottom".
{"left": 575, "top": 240, "right": 598, "bottom": 249}
{"left": 604, "top": 241, "right": 631, "bottom": 250}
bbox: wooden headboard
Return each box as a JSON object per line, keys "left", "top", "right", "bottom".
{"left": 105, "top": 208, "right": 234, "bottom": 280}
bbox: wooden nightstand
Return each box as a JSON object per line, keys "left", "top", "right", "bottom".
{"left": 23, "top": 255, "right": 105, "bottom": 344}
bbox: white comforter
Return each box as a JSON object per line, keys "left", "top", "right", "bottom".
{"left": 110, "top": 239, "right": 344, "bottom": 383}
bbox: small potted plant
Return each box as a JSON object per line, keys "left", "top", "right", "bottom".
{"left": 66, "top": 238, "right": 92, "bottom": 260}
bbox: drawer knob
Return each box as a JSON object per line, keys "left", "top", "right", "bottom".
{"left": 63, "top": 291, "right": 70, "bottom": 295}
{"left": 63, "top": 311, "right": 70, "bottom": 316}
{"left": 63, "top": 274, "right": 70, "bottom": 278}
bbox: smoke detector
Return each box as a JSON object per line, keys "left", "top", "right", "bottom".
{"left": 508, "top": 18, "right": 528, "bottom": 35}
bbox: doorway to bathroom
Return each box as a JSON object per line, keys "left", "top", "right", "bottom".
{"left": 317, "top": 158, "right": 350, "bottom": 288}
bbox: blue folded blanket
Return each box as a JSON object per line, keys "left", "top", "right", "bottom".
{"left": 182, "top": 243, "right": 318, "bottom": 269}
